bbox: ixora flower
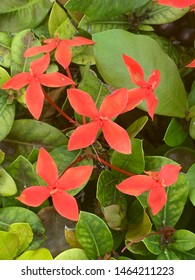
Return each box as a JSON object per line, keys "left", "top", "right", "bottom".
{"left": 122, "top": 54, "right": 160, "bottom": 120}
{"left": 1, "top": 53, "right": 74, "bottom": 119}
{"left": 24, "top": 35, "right": 95, "bottom": 69}
{"left": 155, "top": 0, "right": 194, "bottom": 8}
{"left": 67, "top": 88, "right": 131, "bottom": 154}
{"left": 17, "top": 148, "right": 93, "bottom": 221}
{"left": 116, "top": 164, "right": 181, "bottom": 215}
{"left": 186, "top": 59, "right": 195, "bottom": 67}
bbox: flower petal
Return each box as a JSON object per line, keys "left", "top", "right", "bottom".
{"left": 186, "top": 59, "right": 195, "bottom": 68}
{"left": 39, "top": 72, "right": 75, "bottom": 87}
{"left": 158, "top": 164, "right": 181, "bottom": 186}
{"left": 55, "top": 41, "right": 72, "bottom": 69}
{"left": 122, "top": 88, "right": 145, "bottom": 113}
{"left": 68, "top": 121, "right": 100, "bottom": 151}
{"left": 157, "top": 0, "right": 194, "bottom": 8}
{"left": 116, "top": 175, "right": 154, "bottom": 196}
{"left": 100, "top": 88, "right": 128, "bottom": 118}
{"left": 148, "top": 70, "right": 160, "bottom": 91}
{"left": 123, "top": 54, "right": 145, "bottom": 86}
{"left": 58, "top": 166, "right": 93, "bottom": 190}
{"left": 25, "top": 80, "right": 44, "bottom": 119}
{"left": 24, "top": 41, "right": 56, "bottom": 57}
{"left": 145, "top": 91, "right": 158, "bottom": 120}
{"left": 36, "top": 147, "right": 58, "bottom": 185}
{"left": 52, "top": 191, "right": 79, "bottom": 220}
{"left": 1, "top": 72, "right": 30, "bottom": 90}
{"left": 17, "top": 186, "right": 50, "bottom": 206}
{"left": 67, "top": 88, "right": 99, "bottom": 119}
{"left": 30, "top": 53, "right": 50, "bottom": 75}
{"left": 64, "top": 36, "right": 95, "bottom": 47}
{"left": 102, "top": 120, "right": 131, "bottom": 154}
{"left": 148, "top": 186, "right": 167, "bottom": 215}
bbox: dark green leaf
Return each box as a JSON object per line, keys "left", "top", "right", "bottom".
{"left": 164, "top": 118, "right": 188, "bottom": 147}
{"left": 170, "top": 230, "right": 195, "bottom": 252}
{"left": 143, "top": 234, "right": 162, "bottom": 255}
{"left": 126, "top": 116, "right": 148, "bottom": 138}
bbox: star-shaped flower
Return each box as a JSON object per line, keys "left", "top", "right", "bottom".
{"left": 1, "top": 53, "right": 75, "bottom": 119}
{"left": 122, "top": 54, "right": 160, "bottom": 120}
{"left": 67, "top": 88, "right": 131, "bottom": 154}
{"left": 24, "top": 35, "right": 95, "bottom": 69}
{"left": 17, "top": 148, "right": 93, "bottom": 221}
{"left": 116, "top": 164, "right": 181, "bottom": 215}
{"left": 155, "top": 0, "right": 194, "bottom": 8}
{"left": 186, "top": 59, "right": 195, "bottom": 67}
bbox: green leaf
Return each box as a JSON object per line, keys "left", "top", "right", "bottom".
{"left": 143, "top": 234, "right": 162, "bottom": 255}
{"left": 187, "top": 164, "right": 195, "bottom": 206}
{"left": 65, "top": 0, "right": 150, "bottom": 20}
{"left": 0, "top": 206, "right": 45, "bottom": 249}
{"left": 11, "top": 29, "right": 41, "bottom": 75}
{"left": 126, "top": 116, "right": 148, "bottom": 138}
{"left": 111, "top": 139, "right": 145, "bottom": 180}
{"left": 0, "top": 231, "right": 19, "bottom": 260}
{"left": 157, "top": 249, "right": 180, "bottom": 260}
{"left": 72, "top": 45, "right": 95, "bottom": 65}
{"left": 0, "top": 166, "right": 17, "bottom": 196}
{"left": 164, "top": 118, "right": 188, "bottom": 147}
{"left": 0, "top": 95, "right": 15, "bottom": 141}
{"left": 16, "top": 248, "right": 53, "bottom": 260}
{"left": 0, "top": 0, "right": 52, "bottom": 32}
{"left": 0, "top": 32, "right": 11, "bottom": 68}
{"left": 0, "top": 119, "right": 68, "bottom": 162}
{"left": 189, "top": 117, "right": 195, "bottom": 140}
{"left": 168, "top": 247, "right": 195, "bottom": 260}
{"left": 0, "top": 67, "right": 10, "bottom": 87}
{"left": 76, "top": 211, "right": 113, "bottom": 259}
{"left": 93, "top": 30, "right": 188, "bottom": 118}
{"left": 9, "top": 223, "right": 33, "bottom": 256}
{"left": 170, "top": 230, "right": 195, "bottom": 252}
{"left": 55, "top": 248, "right": 88, "bottom": 260}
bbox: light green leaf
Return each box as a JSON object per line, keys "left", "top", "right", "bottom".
{"left": 0, "top": 231, "right": 19, "bottom": 260}
{"left": 170, "top": 230, "right": 195, "bottom": 252}
{"left": 157, "top": 249, "right": 180, "bottom": 260}
{"left": 16, "top": 248, "right": 53, "bottom": 260}
{"left": 0, "top": 166, "right": 17, "bottom": 196}
{"left": 0, "top": 94, "right": 15, "bottom": 141}
{"left": 0, "top": 32, "right": 11, "bottom": 68}
{"left": 143, "top": 234, "right": 162, "bottom": 255}
{"left": 55, "top": 248, "right": 88, "bottom": 260}
{"left": 126, "top": 116, "right": 148, "bottom": 138}
{"left": 0, "top": 67, "right": 10, "bottom": 87}
{"left": 93, "top": 30, "right": 188, "bottom": 118}
{"left": 164, "top": 118, "right": 188, "bottom": 147}
{"left": 76, "top": 211, "right": 113, "bottom": 259}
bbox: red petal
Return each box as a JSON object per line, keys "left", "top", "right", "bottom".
{"left": 158, "top": 164, "right": 181, "bottom": 186}
{"left": 68, "top": 121, "right": 100, "bottom": 150}
{"left": 52, "top": 191, "right": 79, "bottom": 220}
{"left": 39, "top": 72, "right": 75, "bottom": 87}
{"left": 186, "top": 59, "right": 195, "bottom": 68}
{"left": 67, "top": 88, "right": 99, "bottom": 119}
{"left": 58, "top": 166, "right": 93, "bottom": 190}
{"left": 122, "top": 88, "right": 145, "bottom": 113}
{"left": 24, "top": 41, "right": 56, "bottom": 57}
{"left": 148, "top": 186, "right": 167, "bottom": 215}
{"left": 116, "top": 175, "right": 154, "bottom": 196}
{"left": 123, "top": 54, "right": 145, "bottom": 86}
{"left": 30, "top": 53, "right": 50, "bottom": 75}
{"left": 65, "top": 36, "right": 95, "bottom": 47}
{"left": 102, "top": 120, "right": 131, "bottom": 154}
{"left": 148, "top": 70, "right": 160, "bottom": 91}
{"left": 25, "top": 80, "right": 44, "bottom": 119}
{"left": 17, "top": 186, "right": 50, "bottom": 206}
{"left": 55, "top": 41, "right": 72, "bottom": 69}
{"left": 1, "top": 73, "right": 30, "bottom": 90}
{"left": 100, "top": 88, "right": 128, "bottom": 118}
{"left": 145, "top": 91, "right": 158, "bottom": 120}
{"left": 157, "top": 0, "right": 194, "bottom": 8}
{"left": 36, "top": 147, "right": 58, "bottom": 185}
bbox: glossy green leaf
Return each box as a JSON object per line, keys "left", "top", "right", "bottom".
{"left": 157, "top": 249, "right": 180, "bottom": 260}
{"left": 65, "top": 0, "right": 150, "bottom": 20}
{"left": 125, "top": 240, "right": 152, "bottom": 256}
{"left": 187, "top": 164, "right": 195, "bottom": 206}
{"left": 189, "top": 117, "right": 195, "bottom": 140}
{"left": 143, "top": 234, "right": 162, "bottom": 255}
{"left": 111, "top": 139, "right": 145, "bottom": 180}
{"left": 168, "top": 247, "right": 195, "bottom": 260}
{"left": 0, "top": 231, "right": 19, "bottom": 260}
{"left": 55, "top": 248, "right": 88, "bottom": 260}
{"left": 0, "top": 95, "right": 15, "bottom": 141}
{"left": 93, "top": 30, "right": 188, "bottom": 118}
{"left": 170, "top": 230, "right": 195, "bottom": 252}
{"left": 0, "top": 67, "right": 10, "bottom": 87}
{"left": 9, "top": 223, "right": 33, "bottom": 256}
{"left": 0, "top": 0, "right": 52, "bottom": 32}
{"left": 16, "top": 248, "right": 53, "bottom": 260}
{"left": 0, "top": 207, "right": 45, "bottom": 249}
{"left": 76, "top": 211, "right": 113, "bottom": 259}
{"left": 11, "top": 29, "right": 41, "bottom": 75}
{"left": 164, "top": 118, "right": 188, "bottom": 147}
{"left": 0, "top": 32, "right": 11, "bottom": 68}
{"left": 0, "top": 166, "right": 17, "bottom": 196}
{"left": 0, "top": 119, "right": 68, "bottom": 162}
{"left": 126, "top": 116, "right": 148, "bottom": 138}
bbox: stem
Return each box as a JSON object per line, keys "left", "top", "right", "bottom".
{"left": 43, "top": 90, "right": 78, "bottom": 125}
{"left": 60, "top": 154, "right": 85, "bottom": 177}
{"left": 92, "top": 154, "right": 135, "bottom": 177}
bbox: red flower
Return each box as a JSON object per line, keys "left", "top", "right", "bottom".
{"left": 155, "top": 0, "right": 194, "bottom": 8}
{"left": 1, "top": 53, "right": 75, "bottom": 119}
{"left": 67, "top": 88, "right": 131, "bottom": 154}
{"left": 24, "top": 36, "right": 95, "bottom": 69}
{"left": 186, "top": 59, "right": 195, "bottom": 67}
{"left": 17, "top": 148, "right": 93, "bottom": 221}
{"left": 122, "top": 54, "right": 160, "bottom": 120}
{"left": 116, "top": 164, "right": 181, "bottom": 215}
